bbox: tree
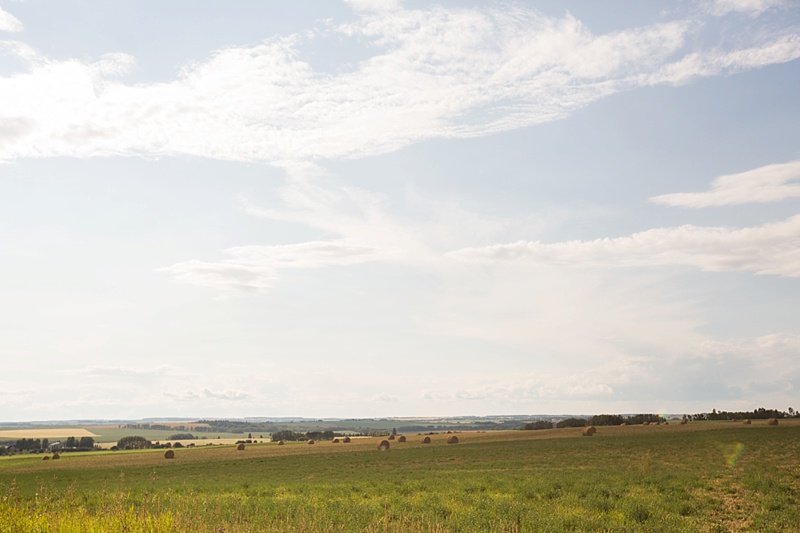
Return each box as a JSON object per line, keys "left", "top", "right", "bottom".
{"left": 117, "top": 436, "right": 152, "bottom": 450}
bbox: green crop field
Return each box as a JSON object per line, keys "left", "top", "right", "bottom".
{"left": 1, "top": 421, "right": 799, "bottom": 532}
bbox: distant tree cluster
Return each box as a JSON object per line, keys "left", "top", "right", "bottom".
{"left": 270, "top": 430, "right": 306, "bottom": 442}
{"left": 556, "top": 418, "right": 588, "bottom": 428}
{"left": 522, "top": 421, "right": 554, "bottom": 430}
{"left": 12, "top": 438, "right": 50, "bottom": 452}
{"left": 617, "top": 414, "right": 664, "bottom": 425}
{"left": 1, "top": 436, "right": 96, "bottom": 454}
{"left": 689, "top": 407, "right": 792, "bottom": 421}
{"left": 117, "top": 436, "right": 152, "bottom": 450}
{"left": 305, "top": 430, "right": 336, "bottom": 441}
{"left": 168, "top": 433, "right": 196, "bottom": 440}
{"left": 553, "top": 414, "right": 665, "bottom": 428}
{"left": 198, "top": 420, "right": 280, "bottom": 434}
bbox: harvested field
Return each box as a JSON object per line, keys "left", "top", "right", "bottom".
{"left": 0, "top": 428, "right": 98, "bottom": 439}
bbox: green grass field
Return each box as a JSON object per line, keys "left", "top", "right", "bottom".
{"left": 1, "top": 421, "right": 799, "bottom": 532}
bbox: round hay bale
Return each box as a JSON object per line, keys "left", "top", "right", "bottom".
{"left": 397, "top": 435, "right": 406, "bottom": 442}
{"left": 620, "top": 422, "right": 628, "bottom": 426}
{"left": 277, "top": 440, "right": 285, "bottom": 445}
{"left": 743, "top": 419, "right": 751, "bottom": 425}
{"left": 307, "top": 439, "right": 315, "bottom": 445}
{"left": 343, "top": 436, "right": 351, "bottom": 443}
{"left": 642, "top": 421, "right": 650, "bottom": 426}
{"left": 662, "top": 421, "right": 669, "bottom": 425}
{"left": 582, "top": 426, "right": 596, "bottom": 436}
{"left": 52, "top": 453, "right": 60, "bottom": 460}
{"left": 164, "top": 450, "right": 175, "bottom": 459}
{"left": 447, "top": 435, "right": 459, "bottom": 444}
{"left": 388, "top": 434, "right": 395, "bottom": 440}
{"left": 236, "top": 443, "right": 245, "bottom": 451}
{"left": 422, "top": 436, "right": 431, "bottom": 444}
{"left": 679, "top": 420, "right": 687, "bottom": 425}
{"left": 332, "top": 438, "right": 339, "bottom": 443}
{"left": 377, "top": 440, "right": 390, "bottom": 451}
{"left": 768, "top": 418, "right": 779, "bottom": 426}
{"left": 42, "top": 456, "right": 50, "bottom": 461}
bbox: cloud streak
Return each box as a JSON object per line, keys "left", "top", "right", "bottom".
{"left": 161, "top": 239, "right": 383, "bottom": 292}
{"left": 652, "top": 160, "right": 800, "bottom": 207}
{"left": 449, "top": 215, "right": 800, "bottom": 278}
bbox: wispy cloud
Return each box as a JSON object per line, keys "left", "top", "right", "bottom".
{"left": 652, "top": 160, "right": 800, "bottom": 207}
{"left": 0, "top": 3, "right": 797, "bottom": 163}
{"left": 449, "top": 215, "right": 800, "bottom": 278}
{"left": 160, "top": 239, "right": 383, "bottom": 292}
{"left": 0, "top": 7, "right": 23, "bottom": 32}
{"left": 706, "top": 0, "right": 786, "bottom": 16}
{"left": 203, "top": 389, "right": 253, "bottom": 401}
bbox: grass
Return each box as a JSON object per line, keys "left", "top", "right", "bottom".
{"left": 1, "top": 421, "right": 799, "bottom": 531}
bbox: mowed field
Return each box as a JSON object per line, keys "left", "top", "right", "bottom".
{"left": 2, "top": 421, "right": 799, "bottom": 532}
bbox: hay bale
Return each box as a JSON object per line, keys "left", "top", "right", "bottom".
{"left": 52, "top": 453, "right": 60, "bottom": 460}
{"left": 642, "top": 421, "right": 650, "bottom": 426}
{"left": 447, "top": 435, "right": 459, "bottom": 444}
{"left": 582, "top": 426, "right": 596, "bottom": 436}
{"left": 620, "top": 422, "right": 628, "bottom": 426}
{"left": 679, "top": 420, "right": 687, "bottom": 425}
{"left": 377, "top": 440, "right": 390, "bottom": 451}
{"left": 662, "top": 421, "right": 669, "bottom": 425}
{"left": 42, "top": 456, "right": 50, "bottom": 461}
{"left": 768, "top": 418, "right": 779, "bottom": 426}
{"left": 743, "top": 419, "right": 751, "bottom": 425}
{"left": 277, "top": 440, "right": 285, "bottom": 445}
{"left": 236, "top": 443, "right": 245, "bottom": 451}
{"left": 422, "top": 436, "right": 431, "bottom": 444}
{"left": 343, "top": 436, "right": 351, "bottom": 443}
{"left": 332, "top": 438, "right": 340, "bottom": 443}
{"left": 388, "top": 434, "right": 395, "bottom": 440}
{"left": 397, "top": 435, "right": 406, "bottom": 442}
{"left": 307, "top": 439, "right": 315, "bottom": 445}
{"left": 164, "top": 450, "right": 175, "bottom": 459}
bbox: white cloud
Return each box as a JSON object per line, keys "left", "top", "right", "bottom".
{"left": 652, "top": 160, "right": 800, "bottom": 207}
{"left": 160, "top": 239, "right": 383, "bottom": 292}
{"left": 642, "top": 33, "right": 800, "bottom": 86}
{"left": 706, "top": 0, "right": 785, "bottom": 16}
{"left": 449, "top": 215, "right": 800, "bottom": 278}
{"left": 0, "top": 4, "right": 797, "bottom": 163}
{"left": 203, "top": 389, "right": 253, "bottom": 401}
{"left": 0, "top": 7, "right": 23, "bottom": 32}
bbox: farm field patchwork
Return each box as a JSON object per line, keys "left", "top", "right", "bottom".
{"left": 1, "top": 421, "right": 799, "bottom": 532}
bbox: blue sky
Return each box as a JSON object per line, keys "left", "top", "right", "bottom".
{"left": 1, "top": 0, "right": 799, "bottom": 421}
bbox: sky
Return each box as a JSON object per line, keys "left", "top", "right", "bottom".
{"left": 1, "top": 0, "right": 799, "bottom": 422}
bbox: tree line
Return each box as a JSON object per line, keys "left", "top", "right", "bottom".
{"left": 689, "top": 407, "right": 794, "bottom": 421}
{"left": 523, "top": 414, "right": 667, "bottom": 430}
